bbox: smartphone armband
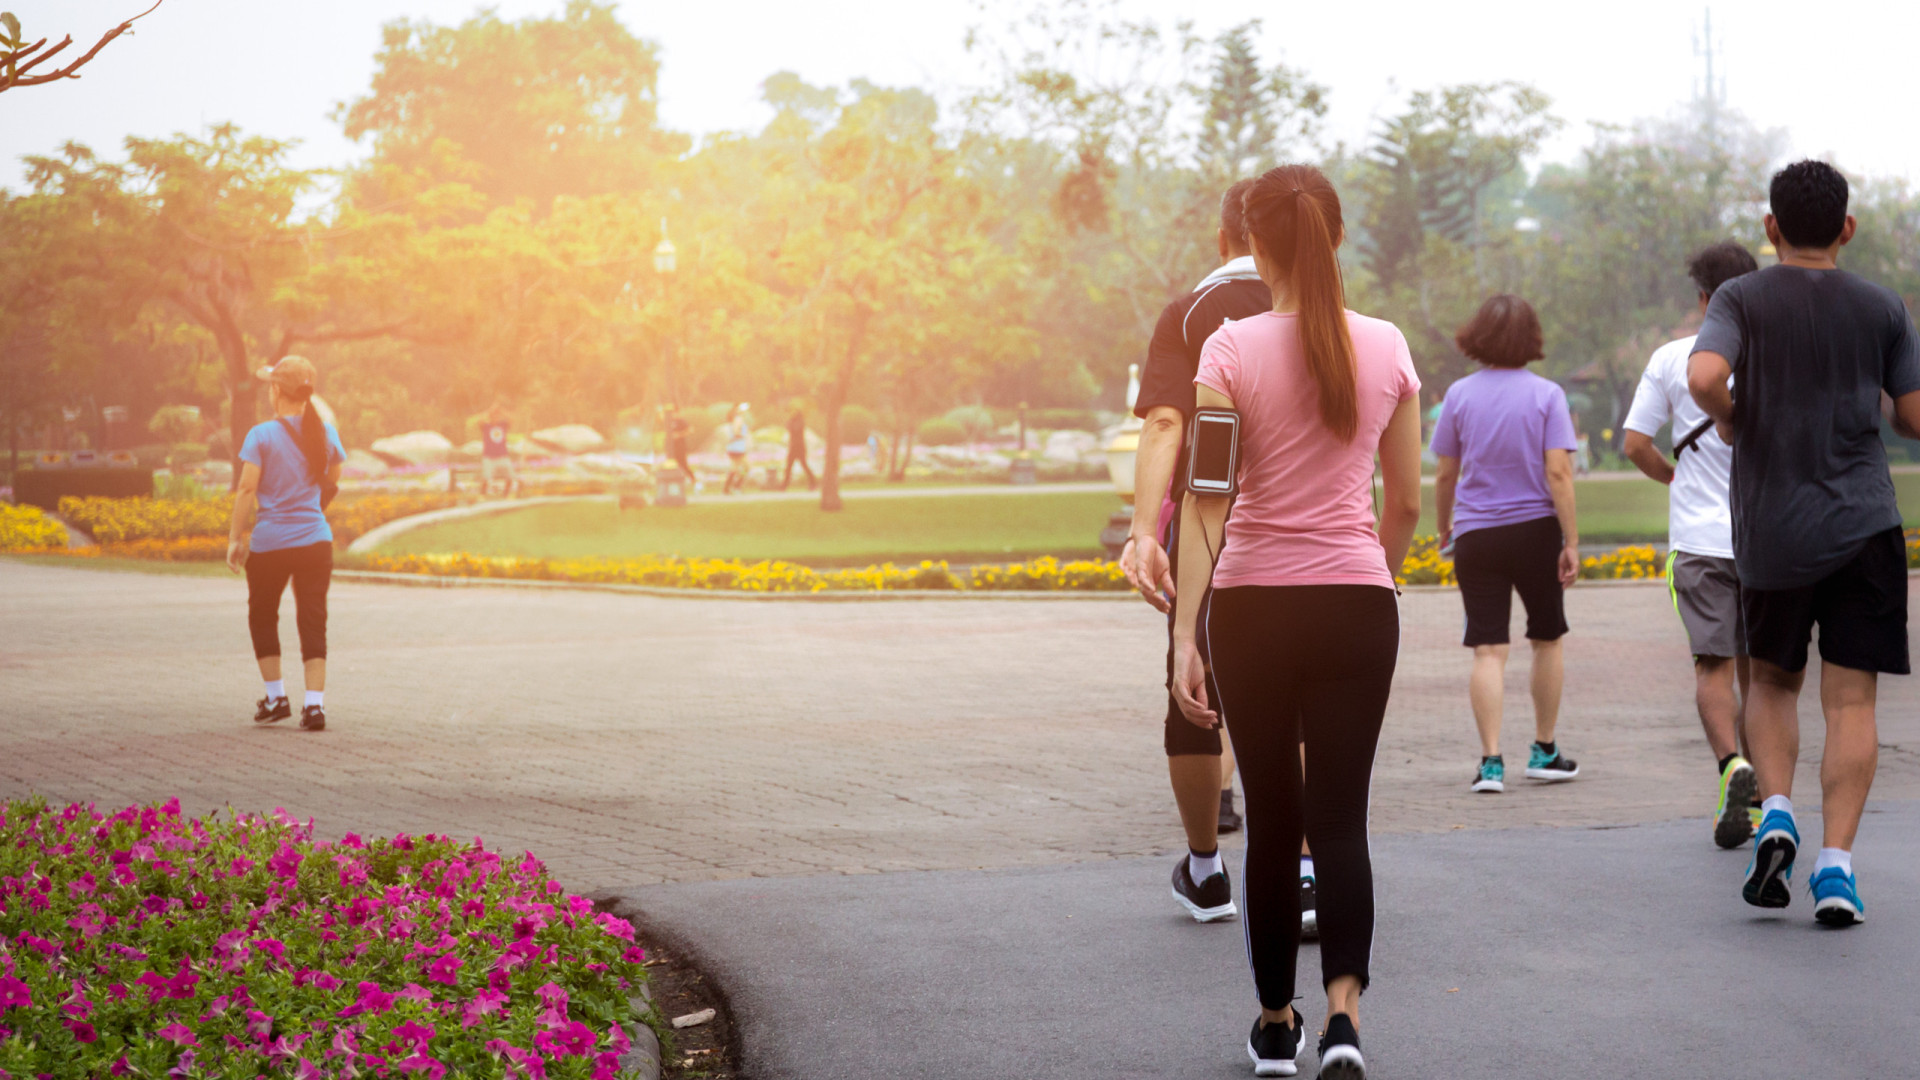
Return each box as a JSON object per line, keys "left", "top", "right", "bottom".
{"left": 1184, "top": 407, "right": 1241, "bottom": 498}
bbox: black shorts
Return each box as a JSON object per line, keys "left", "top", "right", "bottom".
{"left": 1452, "top": 515, "right": 1568, "bottom": 647}
{"left": 1743, "top": 526, "right": 1910, "bottom": 675}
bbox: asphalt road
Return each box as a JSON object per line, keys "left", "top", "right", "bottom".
{"left": 617, "top": 803, "right": 1920, "bottom": 1080}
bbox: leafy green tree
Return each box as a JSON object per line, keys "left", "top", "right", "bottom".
{"left": 1195, "top": 21, "right": 1325, "bottom": 187}
{"left": 338, "top": 1, "right": 685, "bottom": 211}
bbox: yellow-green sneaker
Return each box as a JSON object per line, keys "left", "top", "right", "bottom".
{"left": 1715, "top": 756, "right": 1758, "bottom": 849}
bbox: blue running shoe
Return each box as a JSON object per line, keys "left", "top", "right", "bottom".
{"left": 1810, "top": 866, "right": 1866, "bottom": 927}
{"left": 1525, "top": 741, "right": 1579, "bottom": 781}
{"left": 1742, "top": 808, "right": 1799, "bottom": 909}
{"left": 1470, "top": 755, "right": 1504, "bottom": 793}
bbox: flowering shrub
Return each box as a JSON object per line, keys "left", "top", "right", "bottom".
{"left": 348, "top": 551, "right": 1132, "bottom": 593}
{"left": 325, "top": 494, "right": 461, "bottom": 548}
{"left": 0, "top": 798, "right": 657, "bottom": 1079}
{"left": 51, "top": 494, "right": 460, "bottom": 550}
{"left": 0, "top": 505, "right": 67, "bottom": 552}
{"left": 1395, "top": 536, "right": 1456, "bottom": 586}
{"left": 1580, "top": 544, "right": 1664, "bottom": 580}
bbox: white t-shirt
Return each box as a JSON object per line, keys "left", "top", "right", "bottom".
{"left": 1622, "top": 334, "right": 1734, "bottom": 558}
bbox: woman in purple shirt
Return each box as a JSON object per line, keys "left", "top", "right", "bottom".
{"left": 1431, "top": 295, "right": 1583, "bottom": 795}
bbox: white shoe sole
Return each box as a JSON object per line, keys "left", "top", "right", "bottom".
{"left": 1246, "top": 1040, "right": 1298, "bottom": 1076}
{"left": 1525, "top": 766, "right": 1579, "bottom": 781}
{"left": 1470, "top": 779, "right": 1504, "bottom": 793}
{"left": 1813, "top": 896, "right": 1865, "bottom": 926}
{"left": 1319, "top": 1044, "right": 1366, "bottom": 1079}
{"left": 1173, "top": 887, "right": 1237, "bottom": 923}
{"left": 1301, "top": 909, "right": 1318, "bottom": 938}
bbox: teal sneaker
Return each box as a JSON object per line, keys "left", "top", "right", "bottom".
{"left": 1470, "top": 755, "right": 1504, "bottom": 793}
{"left": 1742, "top": 807, "right": 1799, "bottom": 909}
{"left": 1713, "top": 756, "right": 1758, "bottom": 849}
{"left": 1810, "top": 866, "right": 1865, "bottom": 927}
{"left": 1525, "top": 742, "right": 1579, "bottom": 781}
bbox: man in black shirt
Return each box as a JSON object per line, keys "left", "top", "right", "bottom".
{"left": 781, "top": 406, "right": 816, "bottom": 491}
{"left": 1122, "top": 180, "right": 1316, "bottom": 928}
{"left": 1690, "top": 159, "right": 1920, "bottom": 927}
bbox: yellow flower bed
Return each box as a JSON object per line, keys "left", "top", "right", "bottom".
{"left": 1396, "top": 536, "right": 1456, "bottom": 586}
{"left": 58, "top": 496, "right": 229, "bottom": 543}
{"left": 350, "top": 552, "right": 1131, "bottom": 593}
{"left": 1581, "top": 543, "right": 1663, "bottom": 580}
{"left": 0, "top": 503, "right": 68, "bottom": 551}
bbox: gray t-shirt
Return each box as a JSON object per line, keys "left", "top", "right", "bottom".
{"left": 1692, "top": 264, "right": 1920, "bottom": 589}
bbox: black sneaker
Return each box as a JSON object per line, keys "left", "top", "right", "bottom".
{"left": 1524, "top": 742, "right": 1579, "bottom": 782}
{"left": 254, "top": 696, "right": 292, "bottom": 725}
{"left": 1316, "top": 1012, "right": 1365, "bottom": 1080}
{"left": 1300, "top": 875, "right": 1319, "bottom": 942}
{"left": 1171, "top": 855, "right": 1236, "bottom": 923}
{"left": 1218, "top": 789, "right": 1243, "bottom": 835}
{"left": 1247, "top": 1010, "right": 1305, "bottom": 1077}
{"left": 299, "top": 705, "right": 326, "bottom": 732}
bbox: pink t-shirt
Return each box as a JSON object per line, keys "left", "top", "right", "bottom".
{"left": 1194, "top": 310, "right": 1420, "bottom": 589}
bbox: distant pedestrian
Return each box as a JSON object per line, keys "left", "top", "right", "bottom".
{"left": 1688, "top": 160, "right": 1920, "bottom": 926}
{"left": 1432, "top": 294, "right": 1582, "bottom": 795}
{"left": 722, "top": 403, "right": 752, "bottom": 495}
{"left": 1621, "top": 240, "right": 1761, "bottom": 849}
{"left": 480, "top": 402, "right": 515, "bottom": 497}
{"left": 226, "top": 356, "right": 345, "bottom": 733}
{"left": 663, "top": 405, "right": 694, "bottom": 482}
{"left": 782, "top": 406, "right": 816, "bottom": 491}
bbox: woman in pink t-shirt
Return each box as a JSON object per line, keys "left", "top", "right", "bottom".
{"left": 1172, "top": 164, "right": 1423, "bottom": 1078}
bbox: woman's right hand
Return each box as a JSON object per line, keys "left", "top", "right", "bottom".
{"left": 226, "top": 539, "right": 250, "bottom": 575}
{"left": 1170, "top": 636, "right": 1219, "bottom": 729}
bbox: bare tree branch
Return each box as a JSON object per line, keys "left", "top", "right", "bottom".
{"left": 0, "top": 1, "right": 163, "bottom": 93}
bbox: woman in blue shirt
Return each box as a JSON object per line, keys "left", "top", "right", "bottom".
{"left": 226, "top": 355, "right": 346, "bottom": 731}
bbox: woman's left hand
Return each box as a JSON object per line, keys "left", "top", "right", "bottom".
{"left": 1558, "top": 543, "right": 1580, "bottom": 588}
{"left": 1170, "top": 637, "right": 1219, "bottom": 729}
{"left": 226, "top": 539, "right": 250, "bottom": 575}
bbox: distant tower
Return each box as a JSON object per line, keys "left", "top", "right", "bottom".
{"left": 1693, "top": 7, "right": 1726, "bottom": 139}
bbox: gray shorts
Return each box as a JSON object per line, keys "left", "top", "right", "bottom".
{"left": 1668, "top": 551, "right": 1745, "bottom": 659}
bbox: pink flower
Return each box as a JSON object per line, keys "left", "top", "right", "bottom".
{"left": 393, "top": 1019, "right": 436, "bottom": 1048}
{"left": 64, "top": 1019, "right": 98, "bottom": 1043}
{"left": 245, "top": 1009, "right": 275, "bottom": 1038}
{"left": 461, "top": 898, "right": 487, "bottom": 918}
{"left": 252, "top": 937, "right": 287, "bottom": 966}
{"left": 156, "top": 1022, "right": 199, "bottom": 1047}
{"left": 0, "top": 976, "right": 31, "bottom": 1010}
{"left": 622, "top": 947, "right": 646, "bottom": 965}
{"left": 396, "top": 1051, "right": 447, "bottom": 1079}
{"left": 397, "top": 983, "right": 434, "bottom": 1002}
{"left": 425, "top": 953, "right": 463, "bottom": 986}
{"left": 167, "top": 1048, "right": 197, "bottom": 1079}
{"left": 594, "top": 913, "right": 635, "bottom": 942}
{"left": 461, "top": 989, "right": 509, "bottom": 1028}
{"left": 337, "top": 981, "right": 395, "bottom": 1018}
{"left": 293, "top": 1059, "right": 322, "bottom": 1080}
{"left": 534, "top": 1020, "right": 597, "bottom": 1057}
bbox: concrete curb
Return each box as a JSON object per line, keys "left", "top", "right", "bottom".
{"left": 345, "top": 496, "right": 590, "bottom": 554}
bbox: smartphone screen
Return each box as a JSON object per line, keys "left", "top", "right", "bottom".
{"left": 1190, "top": 413, "right": 1237, "bottom": 492}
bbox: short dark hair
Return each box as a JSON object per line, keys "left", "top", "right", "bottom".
{"left": 1455, "top": 294, "right": 1544, "bottom": 369}
{"left": 1769, "top": 160, "right": 1849, "bottom": 249}
{"left": 1687, "top": 241, "right": 1759, "bottom": 298}
{"left": 1220, "top": 179, "right": 1256, "bottom": 245}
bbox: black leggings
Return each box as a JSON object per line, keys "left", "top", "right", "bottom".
{"left": 1207, "top": 584, "right": 1399, "bottom": 1009}
{"left": 246, "top": 541, "right": 332, "bottom": 661}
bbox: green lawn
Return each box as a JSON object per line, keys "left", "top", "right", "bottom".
{"left": 371, "top": 474, "right": 1920, "bottom": 565}
{"left": 1, "top": 553, "right": 231, "bottom": 577}
{"left": 378, "top": 491, "right": 1122, "bottom": 566}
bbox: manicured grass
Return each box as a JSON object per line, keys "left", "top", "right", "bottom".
{"left": 371, "top": 473, "right": 1920, "bottom": 565}
{"left": 380, "top": 491, "right": 1122, "bottom": 566}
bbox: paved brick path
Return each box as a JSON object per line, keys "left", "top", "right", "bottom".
{"left": 3, "top": 560, "right": 1917, "bottom": 895}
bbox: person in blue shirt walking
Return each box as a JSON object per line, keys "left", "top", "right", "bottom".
{"left": 226, "top": 355, "right": 347, "bottom": 731}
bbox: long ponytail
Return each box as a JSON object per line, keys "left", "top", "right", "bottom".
{"left": 289, "top": 387, "right": 328, "bottom": 484}
{"left": 1242, "top": 165, "right": 1358, "bottom": 441}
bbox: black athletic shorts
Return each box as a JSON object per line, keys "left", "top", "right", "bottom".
{"left": 1743, "top": 526, "right": 1910, "bottom": 675}
{"left": 1452, "top": 515, "right": 1569, "bottom": 647}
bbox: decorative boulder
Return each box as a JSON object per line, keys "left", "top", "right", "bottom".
{"left": 343, "top": 449, "right": 390, "bottom": 477}
{"left": 370, "top": 430, "right": 455, "bottom": 466}
{"left": 529, "top": 425, "right": 609, "bottom": 454}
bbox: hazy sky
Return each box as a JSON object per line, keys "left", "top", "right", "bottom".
{"left": 3, "top": 0, "right": 1917, "bottom": 193}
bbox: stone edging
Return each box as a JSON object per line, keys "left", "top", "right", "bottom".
{"left": 331, "top": 569, "right": 1669, "bottom": 601}
{"left": 345, "top": 496, "right": 596, "bottom": 554}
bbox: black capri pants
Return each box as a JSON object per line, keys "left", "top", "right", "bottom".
{"left": 1452, "top": 515, "right": 1568, "bottom": 646}
{"left": 1207, "top": 583, "right": 1400, "bottom": 1010}
{"left": 246, "top": 541, "right": 332, "bottom": 661}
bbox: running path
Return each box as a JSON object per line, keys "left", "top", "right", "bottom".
{"left": 3, "top": 559, "right": 1918, "bottom": 895}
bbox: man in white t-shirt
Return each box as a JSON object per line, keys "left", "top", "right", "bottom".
{"left": 1622, "top": 240, "right": 1761, "bottom": 849}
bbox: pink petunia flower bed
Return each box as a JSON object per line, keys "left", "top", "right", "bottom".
{"left": 0, "top": 798, "right": 660, "bottom": 1079}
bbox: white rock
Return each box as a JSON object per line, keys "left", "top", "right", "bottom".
{"left": 530, "top": 424, "right": 609, "bottom": 454}
{"left": 671, "top": 1008, "right": 716, "bottom": 1029}
{"left": 370, "top": 431, "right": 454, "bottom": 465}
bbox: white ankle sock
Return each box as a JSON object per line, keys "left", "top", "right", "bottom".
{"left": 305, "top": 690, "right": 324, "bottom": 708}
{"left": 264, "top": 680, "right": 285, "bottom": 700}
{"left": 1814, "top": 848, "right": 1852, "bottom": 875}
{"left": 1760, "top": 795, "right": 1793, "bottom": 818}
{"left": 1299, "top": 856, "right": 1316, "bottom": 881}
{"left": 1189, "top": 849, "right": 1222, "bottom": 881}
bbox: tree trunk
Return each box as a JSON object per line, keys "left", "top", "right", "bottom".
{"left": 819, "top": 397, "right": 844, "bottom": 512}
{"left": 220, "top": 336, "right": 255, "bottom": 491}
{"left": 890, "top": 429, "right": 914, "bottom": 482}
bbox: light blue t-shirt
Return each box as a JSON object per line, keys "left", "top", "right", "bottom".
{"left": 238, "top": 415, "right": 347, "bottom": 553}
{"left": 1430, "top": 367, "right": 1578, "bottom": 538}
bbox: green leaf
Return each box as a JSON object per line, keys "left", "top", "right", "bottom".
{"left": 0, "top": 12, "right": 19, "bottom": 44}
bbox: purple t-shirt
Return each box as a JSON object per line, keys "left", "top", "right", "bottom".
{"left": 1430, "top": 367, "right": 1577, "bottom": 538}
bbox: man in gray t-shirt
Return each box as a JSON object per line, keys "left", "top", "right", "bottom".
{"left": 1690, "top": 160, "right": 1920, "bottom": 928}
